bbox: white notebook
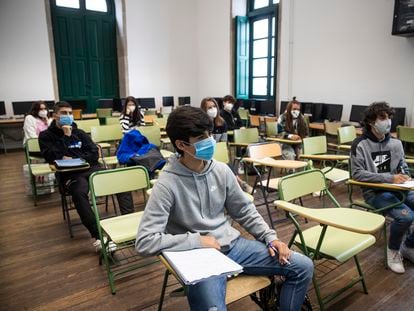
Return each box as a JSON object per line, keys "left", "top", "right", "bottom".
{"left": 162, "top": 248, "right": 243, "bottom": 285}
{"left": 391, "top": 180, "right": 414, "bottom": 189}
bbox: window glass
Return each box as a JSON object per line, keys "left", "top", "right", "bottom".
{"left": 86, "top": 0, "right": 108, "bottom": 12}
{"left": 272, "top": 17, "right": 275, "bottom": 36}
{"left": 271, "top": 38, "right": 275, "bottom": 56}
{"left": 273, "top": 0, "right": 279, "bottom": 4}
{"left": 253, "top": 39, "right": 268, "bottom": 58}
{"left": 254, "top": 0, "right": 269, "bottom": 9}
{"left": 271, "top": 57, "right": 274, "bottom": 76}
{"left": 56, "top": 0, "right": 80, "bottom": 9}
{"left": 253, "top": 59, "right": 268, "bottom": 77}
{"left": 253, "top": 19, "right": 269, "bottom": 39}
{"left": 252, "top": 78, "right": 267, "bottom": 95}
{"left": 270, "top": 77, "right": 274, "bottom": 96}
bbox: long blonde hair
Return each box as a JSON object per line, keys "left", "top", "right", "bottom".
{"left": 200, "top": 97, "right": 225, "bottom": 127}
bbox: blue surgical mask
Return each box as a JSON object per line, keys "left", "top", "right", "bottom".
{"left": 186, "top": 136, "right": 216, "bottom": 161}
{"left": 374, "top": 119, "right": 391, "bottom": 135}
{"left": 59, "top": 115, "right": 74, "bottom": 126}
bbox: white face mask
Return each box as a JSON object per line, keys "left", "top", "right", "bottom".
{"left": 224, "top": 103, "right": 233, "bottom": 112}
{"left": 291, "top": 110, "right": 300, "bottom": 118}
{"left": 207, "top": 107, "right": 218, "bottom": 118}
{"left": 127, "top": 105, "right": 136, "bottom": 113}
{"left": 38, "top": 110, "right": 48, "bottom": 118}
{"left": 374, "top": 118, "right": 391, "bottom": 135}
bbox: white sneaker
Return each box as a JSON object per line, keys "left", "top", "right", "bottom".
{"left": 400, "top": 243, "right": 414, "bottom": 263}
{"left": 94, "top": 237, "right": 117, "bottom": 253}
{"left": 387, "top": 247, "right": 405, "bottom": 274}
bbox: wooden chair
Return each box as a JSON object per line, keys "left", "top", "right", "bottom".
{"left": 275, "top": 169, "right": 385, "bottom": 310}
{"left": 89, "top": 166, "right": 156, "bottom": 294}
{"left": 324, "top": 121, "right": 342, "bottom": 150}
{"left": 337, "top": 125, "right": 356, "bottom": 152}
{"left": 96, "top": 108, "right": 113, "bottom": 125}
{"left": 238, "top": 108, "right": 249, "bottom": 127}
{"left": 72, "top": 109, "right": 82, "bottom": 120}
{"left": 249, "top": 115, "right": 261, "bottom": 128}
{"left": 397, "top": 125, "right": 414, "bottom": 159}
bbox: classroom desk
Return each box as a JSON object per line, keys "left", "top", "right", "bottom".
{"left": 406, "top": 158, "right": 414, "bottom": 165}
{"left": 266, "top": 137, "right": 302, "bottom": 145}
{"left": 242, "top": 156, "right": 308, "bottom": 228}
{"left": 347, "top": 179, "right": 414, "bottom": 192}
{"left": 82, "top": 112, "right": 121, "bottom": 119}
{"left": 300, "top": 154, "right": 350, "bottom": 183}
{"left": 50, "top": 163, "right": 91, "bottom": 173}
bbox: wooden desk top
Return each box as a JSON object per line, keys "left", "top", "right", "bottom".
{"left": 0, "top": 118, "right": 25, "bottom": 125}
{"left": 406, "top": 158, "right": 414, "bottom": 164}
{"left": 266, "top": 137, "right": 302, "bottom": 145}
{"left": 347, "top": 179, "right": 414, "bottom": 191}
{"left": 300, "top": 154, "right": 350, "bottom": 161}
{"left": 274, "top": 200, "right": 385, "bottom": 234}
{"left": 242, "top": 157, "right": 308, "bottom": 170}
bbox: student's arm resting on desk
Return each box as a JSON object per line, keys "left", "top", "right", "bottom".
{"left": 135, "top": 182, "right": 202, "bottom": 257}
{"left": 224, "top": 166, "right": 278, "bottom": 244}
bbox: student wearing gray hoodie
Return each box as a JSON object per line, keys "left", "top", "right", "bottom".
{"left": 351, "top": 102, "right": 414, "bottom": 274}
{"left": 136, "top": 106, "right": 313, "bottom": 311}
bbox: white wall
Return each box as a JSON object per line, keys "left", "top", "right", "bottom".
{"left": 125, "top": 0, "right": 231, "bottom": 108}
{"left": 0, "top": 0, "right": 55, "bottom": 116}
{"left": 279, "top": 0, "right": 414, "bottom": 125}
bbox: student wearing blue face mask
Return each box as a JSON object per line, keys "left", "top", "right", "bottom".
{"left": 351, "top": 102, "right": 413, "bottom": 274}
{"left": 136, "top": 106, "right": 313, "bottom": 311}
{"left": 39, "top": 102, "right": 134, "bottom": 251}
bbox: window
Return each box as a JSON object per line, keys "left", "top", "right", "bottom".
{"left": 86, "top": 0, "right": 108, "bottom": 12}
{"left": 235, "top": 0, "right": 278, "bottom": 100}
{"left": 56, "top": 0, "right": 80, "bottom": 9}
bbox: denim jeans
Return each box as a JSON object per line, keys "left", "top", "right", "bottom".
{"left": 187, "top": 237, "right": 313, "bottom": 311}
{"left": 365, "top": 190, "right": 414, "bottom": 250}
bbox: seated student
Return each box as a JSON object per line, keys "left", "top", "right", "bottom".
{"left": 136, "top": 106, "right": 313, "bottom": 311}
{"left": 278, "top": 97, "right": 309, "bottom": 160}
{"left": 220, "top": 95, "right": 243, "bottom": 131}
{"left": 23, "top": 100, "right": 51, "bottom": 145}
{"left": 351, "top": 102, "right": 414, "bottom": 274}
{"left": 119, "top": 96, "right": 145, "bottom": 133}
{"left": 200, "top": 97, "right": 253, "bottom": 194}
{"left": 39, "top": 101, "right": 134, "bottom": 250}
{"left": 200, "top": 97, "right": 227, "bottom": 142}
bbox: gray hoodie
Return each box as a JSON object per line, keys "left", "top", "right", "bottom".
{"left": 351, "top": 130, "right": 409, "bottom": 199}
{"left": 136, "top": 156, "right": 277, "bottom": 256}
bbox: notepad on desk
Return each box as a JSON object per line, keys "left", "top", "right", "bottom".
{"left": 162, "top": 248, "right": 243, "bottom": 285}
{"left": 54, "top": 158, "right": 88, "bottom": 169}
{"left": 390, "top": 180, "right": 414, "bottom": 189}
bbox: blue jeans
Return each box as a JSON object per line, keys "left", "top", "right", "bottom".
{"left": 187, "top": 237, "right": 313, "bottom": 311}
{"left": 366, "top": 190, "right": 414, "bottom": 250}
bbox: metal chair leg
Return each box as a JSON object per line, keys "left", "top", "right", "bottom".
{"left": 158, "top": 270, "right": 170, "bottom": 311}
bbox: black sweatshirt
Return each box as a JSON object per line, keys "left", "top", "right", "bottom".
{"left": 39, "top": 120, "right": 99, "bottom": 166}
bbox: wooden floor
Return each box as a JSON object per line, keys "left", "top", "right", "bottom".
{"left": 1, "top": 150, "right": 414, "bottom": 311}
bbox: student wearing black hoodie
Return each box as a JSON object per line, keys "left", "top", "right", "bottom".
{"left": 39, "top": 102, "right": 133, "bottom": 251}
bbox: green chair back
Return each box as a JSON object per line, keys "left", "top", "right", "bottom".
{"left": 76, "top": 119, "right": 100, "bottom": 133}
{"left": 145, "top": 109, "right": 157, "bottom": 115}
{"left": 138, "top": 125, "right": 161, "bottom": 147}
{"left": 90, "top": 124, "right": 123, "bottom": 143}
{"left": 233, "top": 128, "right": 259, "bottom": 144}
{"left": 96, "top": 108, "right": 113, "bottom": 118}
{"left": 337, "top": 126, "right": 356, "bottom": 145}
{"left": 238, "top": 108, "right": 249, "bottom": 126}
{"left": 324, "top": 121, "right": 342, "bottom": 136}
{"left": 397, "top": 126, "right": 414, "bottom": 143}
{"left": 278, "top": 169, "right": 335, "bottom": 203}
{"left": 265, "top": 121, "right": 278, "bottom": 137}
{"left": 90, "top": 166, "right": 150, "bottom": 197}
{"left": 302, "top": 136, "right": 327, "bottom": 155}
{"left": 213, "top": 142, "right": 230, "bottom": 164}
{"left": 26, "top": 138, "right": 41, "bottom": 154}
{"left": 105, "top": 116, "right": 120, "bottom": 125}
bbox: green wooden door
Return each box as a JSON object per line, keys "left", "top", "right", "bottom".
{"left": 51, "top": 0, "right": 118, "bottom": 112}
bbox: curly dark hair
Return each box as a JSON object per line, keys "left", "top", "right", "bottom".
{"left": 166, "top": 106, "right": 213, "bottom": 155}
{"left": 363, "top": 102, "right": 394, "bottom": 131}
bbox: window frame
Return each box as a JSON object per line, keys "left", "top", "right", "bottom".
{"left": 247, "top": 0, "right": 278, "bottom": 100}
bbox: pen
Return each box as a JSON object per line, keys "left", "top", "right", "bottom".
{"left": 267, "top": 242, "right": 291, "bottom": 265}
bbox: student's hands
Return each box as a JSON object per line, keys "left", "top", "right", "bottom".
{"left": 200, "top": 235, "right": 221, "bottom": 250}
{"left": 291, "top": 134, "right": 301, "bottom": 141}
{"left": 268, "top": 239, "right": 291, "bottom": 265}
{"left": 62, "top": 125, "right": 72, "bottom": 137}
{"left": 393, "top": 174, "right": 411, "bottom": 184}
